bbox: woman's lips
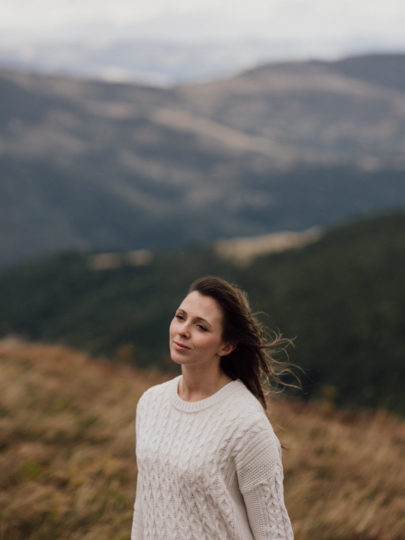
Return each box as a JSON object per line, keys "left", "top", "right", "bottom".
{"left": 173, "top": 341, "right": 191, "bottom": 351}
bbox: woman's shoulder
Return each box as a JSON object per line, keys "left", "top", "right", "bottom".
{"left": 137, "top": 375, "right": 180, "bottom": 408}
{"left": 229, "top": 379, "right": 265, "bottom": 414}
{"left": 223, "top": 382, "right": 281, "bottom": 459}
{"left": 223, "top": 380, "right": 273, "bottom": 429}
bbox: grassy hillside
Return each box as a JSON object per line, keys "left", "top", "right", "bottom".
{"left": 0, "top": 339, "right": 404, "bottom": 539}
{"left": 0, "top": 212, "right": 404, "bottom": 413}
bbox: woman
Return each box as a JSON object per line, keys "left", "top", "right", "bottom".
{"left": 132, "top": 276, "right": 294, "bottom": 539}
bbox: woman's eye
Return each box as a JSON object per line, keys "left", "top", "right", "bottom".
{"left": 175, "top": 314, "right": 184, "bottom": 320}
{"left": 197, "top": 324, "right": 208, "bottom": 332}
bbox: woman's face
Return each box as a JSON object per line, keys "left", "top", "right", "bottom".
{"left": 169, "top": 290, "right": 232, "bottom": 368}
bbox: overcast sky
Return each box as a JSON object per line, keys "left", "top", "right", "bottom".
{"left": 1, "top": 1, "right": 404, "bottom": 46}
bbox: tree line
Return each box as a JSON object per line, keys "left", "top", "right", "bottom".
{"left": 1, "top": 212, "right": 404, "bottom": 414}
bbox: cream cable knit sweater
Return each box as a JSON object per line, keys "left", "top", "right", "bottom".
{"left": 131, "top": 375, "right": 293, "bottom": 539}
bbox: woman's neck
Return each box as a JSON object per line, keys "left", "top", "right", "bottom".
{"left": 179, "top": 364, "right": 232, "bottom": 402}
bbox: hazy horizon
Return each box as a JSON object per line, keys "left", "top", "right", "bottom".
{"left": 1, "top": 1, "right": 404, "bottom": 55}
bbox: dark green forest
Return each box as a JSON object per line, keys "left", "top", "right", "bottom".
{"left": 1, "top": 213, "right": 404, "bottom": 414}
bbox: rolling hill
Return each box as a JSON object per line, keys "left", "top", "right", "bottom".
{"left": 0, "top": 53, "right": 405, "bottom": 267}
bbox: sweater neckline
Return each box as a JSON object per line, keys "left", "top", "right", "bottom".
{"left": 169, "top": 375, "right": 242, "bottom": 412}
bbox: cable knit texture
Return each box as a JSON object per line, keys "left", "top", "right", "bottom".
{"left": 132, "top": 375, "right": 293, "bottom": 539}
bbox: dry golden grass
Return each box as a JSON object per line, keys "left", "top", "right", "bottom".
{"left": 0, "top": 338, "right": 404, "bottom": 539}
{"left": 215, "top": 227, "right": 322, "bottom": 265}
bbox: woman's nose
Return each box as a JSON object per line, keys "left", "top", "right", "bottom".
{"left": 179, "top": 324, "right": 191, "bottom": 337}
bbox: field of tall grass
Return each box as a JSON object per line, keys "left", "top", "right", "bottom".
{"left": 0, "top": 338, "right": 404, "bottom": 539}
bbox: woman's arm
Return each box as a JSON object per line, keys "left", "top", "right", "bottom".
{"left": 131, "top": 473, "right": 144, "bottom": 540}
{"left": 131, "top": 397, "right": 144, "bottom": 540}
{"left": 235, "top": 415, "right": 294, "bottom": 540}
{"left": 241, "top": 466, "right": 293, "bottom": 539}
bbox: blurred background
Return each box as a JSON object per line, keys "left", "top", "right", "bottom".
{"left": 0, "top": 1, "right": 404, "bottom": 538}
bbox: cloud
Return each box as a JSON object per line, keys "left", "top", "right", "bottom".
{"left": 1, "top": 0, "right": 404, "bottom": 49}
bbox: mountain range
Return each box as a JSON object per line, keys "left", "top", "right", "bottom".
{"left": 1, "top": 52, "right": 404, "bottom": 267}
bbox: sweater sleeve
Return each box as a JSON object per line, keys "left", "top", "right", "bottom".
{"left": 131, "top": 474, "right": 144, "bottom": 540}
{"left": 235, "top": 414, "right": 294, "bottom": 540}
{"left": 131, "top": 397, "right": 145, "bottom": 540}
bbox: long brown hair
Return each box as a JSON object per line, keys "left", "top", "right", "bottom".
{"left": 189, "top": 276, "right": 296, "bottom": 408}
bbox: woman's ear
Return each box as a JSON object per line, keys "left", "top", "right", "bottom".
{"left": 219, "top": 342, "right": 237, "bottom": 357}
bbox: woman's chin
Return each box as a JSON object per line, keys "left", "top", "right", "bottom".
{"left": 170, "top": 349, "right": 189, "bottom": 365}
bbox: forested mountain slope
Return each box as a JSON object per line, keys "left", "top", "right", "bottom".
{"left": 1, "top": 213, "right": 404, "bottom": 413}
